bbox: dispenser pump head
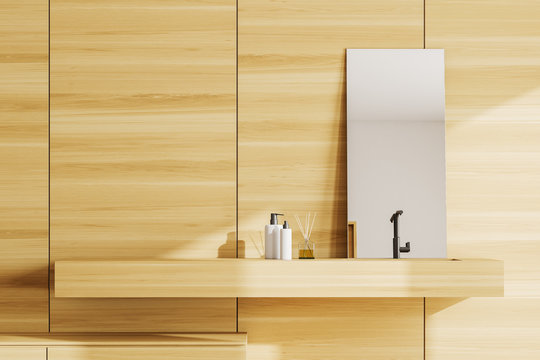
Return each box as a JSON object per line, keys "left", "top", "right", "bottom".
{"left": 283, "top": 220, "right": 290, "bottom": 229}
{"left": 270, "top": 213, "right": 284, "bottom": 225}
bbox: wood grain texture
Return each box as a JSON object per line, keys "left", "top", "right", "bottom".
{"left": 427, "top": 298, "right": 540, "bottom": 359}
{"left": 0, "top": 333, "right": 246, "bottom": 346}
{"left": 239, "top": 298, "right": 423, "bottom": 360}
{"left": 0, "top": 334, "right": 246, "bottom": 360}
{"left": 49, "top": 0, "right": 237, "bottom": 331}
{"left": 49, "top": 295, "right": 235, "bottom": 332}
{"left": 0, "top": 0, "right": 49, "bottom": 332}
{"left": 48, "top": 346, "right": 245, "bottom": 360}
{"left": 0, "top": 347, "right": 45, "bottom": 360}
{"left": 237, "top": 0, "right": 423, "bottom": 259}
{"left": 425, "top": 0, "right": 540, "bottom": 358}
{"left": 54, "top": 259, "right": 504, "bottom": 298}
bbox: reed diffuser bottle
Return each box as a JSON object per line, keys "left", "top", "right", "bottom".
{"left": 295, "top": 213, "right": 316, "bottom": 259}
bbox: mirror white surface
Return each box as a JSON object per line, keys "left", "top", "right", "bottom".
{"left": 347, "top": 49, "right": 447, "bottom": 258}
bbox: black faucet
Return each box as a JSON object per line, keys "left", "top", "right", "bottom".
{"left": 390, "top": 210, "right": 410, "bottom": 259}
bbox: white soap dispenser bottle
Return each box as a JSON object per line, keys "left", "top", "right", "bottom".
{"left": 280, "top": 220, "right": 292, "bottom": 260}
{"left": 265, "top": 213, "right": 283, "bottom": 259}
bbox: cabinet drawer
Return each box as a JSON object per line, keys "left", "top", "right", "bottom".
{"left": 0, "top": 347, "right": 46, "bottom": 360}
{"left": 48, "top": 346, "right": 245, "bottom": 360}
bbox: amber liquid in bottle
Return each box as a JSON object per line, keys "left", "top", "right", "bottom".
{"left": 298, "top": 248, "right": 314, "bottom": 259}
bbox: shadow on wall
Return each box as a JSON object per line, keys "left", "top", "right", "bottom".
{"left": 218, "top": 232, "right": 245, "bottom": 258}
{"left": 426, "top": 297, "right": 467, "bottom": 315}
{"left": 0, "top": 264, "right": 48, "bottom": 330}
{"left": 332, "top": 51, "right": 348, "bottom": 257}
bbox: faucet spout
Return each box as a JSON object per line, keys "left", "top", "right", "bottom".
{"left": 390, "top": 210, "right": 410, "bottom": 258}
{"left": 390, "top": 210, "right": 403, "bottom": 223}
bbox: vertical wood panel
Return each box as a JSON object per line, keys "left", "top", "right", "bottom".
{"left": 237, "top": 2, "right": 424, "bottom": 358}
{"left": 238, "top": 0, "right": 423, "bottom": 258}
{"left": 50, "top": 0, "right": 237, "bottom": 331}
{"left": 0, "top": 0, "right": 49, "bottom": 332}
{"left": 426, "top": 0, "right": 540, "bottom": 358}
{"left": 239, "top": 298, "right": 423, "bottom": 360}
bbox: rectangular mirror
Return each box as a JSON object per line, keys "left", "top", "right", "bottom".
{"left": 347, "top": 49, "right": 446, "bottom": 258}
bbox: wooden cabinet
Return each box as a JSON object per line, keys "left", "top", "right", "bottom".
{"left": 0, "top": 346, "right": 244, "bottom": 360}
{"left": 0, "top": 334, "right": 246, "bottom": 360}
{"left": 48, "top": 347, "right": 245, "bottom": 360}
{"left": 0, "top": 348, "right": 46, "bottom": 360}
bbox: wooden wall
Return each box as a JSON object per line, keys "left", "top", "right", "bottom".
{"left": 49, "top": 0, "right": 237, "bottom": 331}
{"left": 425, "top": 0, "right": 540, "bottom": 358}
{"left": 1, "top": 0, "right": 540, "bottom": 359}
{"left": 0, "top": 0, "right": 49, "bottom": 332}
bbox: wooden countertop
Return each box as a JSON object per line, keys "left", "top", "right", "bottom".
{"left": 55, "top": 258, "right": 504, "bottom": 298}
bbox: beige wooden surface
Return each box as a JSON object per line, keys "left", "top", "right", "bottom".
{"left": 237, "top": 0, "right": 423, "bottom": 259}
{"left": 49, "top": 295, "right": 235, "bottom": 332}
{"left": 54, "top": 258, "right": 503, "bottom": 298}
{"left": 3, "top": 0, "right": 537, "bottom": 358}
{"left": 0, "top": 333, "right": 246, "bottom": 346}
{"left": 426, "top": 0, "right": 540, "bottom": 358}
{"left": 48, "top": 346, "right": 245, "bottom": 360}
{"left": 239, "top": 298, "right": 423, "bottom": 360}
{"left": 0, "top": 347, "right": 46, "bottom": 360}
{"left": 0, "top": 334, "right": 246, "bottom": 360}
{"left": 427, "top": 298, "right": 540, "bottom": 359}
{"left": 49, "top": 0, "right": 237, "bottom": 331}
{"left": 0, "top": 0, "right": 49, "bottom": 332}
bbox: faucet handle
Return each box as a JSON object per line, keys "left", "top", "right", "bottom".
{"left": 400, "top": 242, "right": 411, "bottom": 253}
